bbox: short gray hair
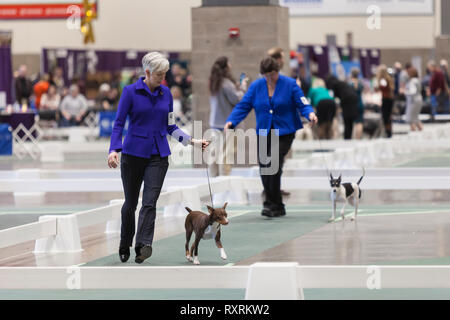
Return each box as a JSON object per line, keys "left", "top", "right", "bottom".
{"left": 142, "top": 52, "right": 170, "bottom": 74}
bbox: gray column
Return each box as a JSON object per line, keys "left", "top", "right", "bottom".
{"left": 191, "top": 4, "right": 290, "bottom": 152}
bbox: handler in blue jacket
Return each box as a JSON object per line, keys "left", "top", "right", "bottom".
{"left": 225, "top": 57, "right": 317, "bottom": 218}
{"left": 108, "top": 52, "right": 209, "bottom": 264}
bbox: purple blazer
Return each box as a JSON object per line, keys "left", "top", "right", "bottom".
{"left": 109, "top": 77, "right": 191, "bottom": 158}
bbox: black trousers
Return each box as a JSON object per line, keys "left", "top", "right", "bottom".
{"left": 381, "top": 97, "right": 394, "bottom": 138}
{"left": 119, "top": 153, "right": 169, "bottom": 248}
{"left": 257, "top": 131, "right": 295, "bottom": 211}
{"left": 343, "top": 116, "right": 355, "bottom": 140}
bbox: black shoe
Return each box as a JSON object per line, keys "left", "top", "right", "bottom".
{"left": 135, "top": 245, "right": 152, "bottom": 264}
{"left": 135, "top": 245, "right": 142, "bottom": 257}
{"left": 273, "top": 207, "right": 286, "bottom": 217}
{"left": 119, "top": 247, "right": 130, "bottom": 263}
{"left": 261, "top": 207, "right": 275, "bottom": 218}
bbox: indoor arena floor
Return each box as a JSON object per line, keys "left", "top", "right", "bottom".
{"left": 1, "top": 140, "right": 449, "bottom": 300}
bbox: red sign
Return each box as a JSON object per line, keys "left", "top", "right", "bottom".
{"left": 0, "top": 2, "right": 97, "bottom": 19}
{"left": 228, "top": 27, "right": 239, "bottom": 38}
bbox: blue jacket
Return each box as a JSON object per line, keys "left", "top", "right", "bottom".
{"left": 109, "top": 77, "right": 191, "bottom": 158}
{"left": 226, "top": 74, "right": 314, "bottom": 135}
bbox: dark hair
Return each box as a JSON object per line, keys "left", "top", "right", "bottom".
{"left": 260, "top": 57, "right": 280, "bottom": 74}
{"left": 408, "top": 67, "right": 419, "bottom": 78}
{"left": 209, "top": 56, "right": 234, "bottom": 95}
{"left": 350, "top": 67, "right": 360, "bottom": 79}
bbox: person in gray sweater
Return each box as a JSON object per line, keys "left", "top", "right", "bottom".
{"left": 404, "top": 67, "right": 423, "bottom": 131}
{"left": 208, "top": 56, "right": 247, "bottom": 176}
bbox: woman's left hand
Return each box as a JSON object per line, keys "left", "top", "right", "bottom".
{"left": 309, "top": 112, "right": 318, "bottom": 126}
{"left": 191, "top": 138, "right": 210, "bottom": 150}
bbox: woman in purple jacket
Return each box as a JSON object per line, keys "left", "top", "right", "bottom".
{"left": 108, "top": 52, "right": 208, "bottom": 264}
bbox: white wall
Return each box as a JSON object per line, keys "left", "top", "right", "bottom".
{"left": 289, "top": 0, "right": 441, "bottom": 49}
{"left": 0, "top": 0, "right": 202, "bottom": 54}
{"left": 0, "top": 0, "right": 441, "bottom": 54}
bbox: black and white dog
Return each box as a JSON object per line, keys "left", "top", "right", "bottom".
{"left": 329, "top": 169, "right": 365, "bottom": 221}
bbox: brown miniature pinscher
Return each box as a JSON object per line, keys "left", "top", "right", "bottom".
{"left": 184, "top": 202, "right": 229, "bottom": 265}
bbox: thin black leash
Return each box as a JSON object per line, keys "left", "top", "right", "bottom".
{"left": 313, "top": 126, "right": 332, "bottom": 179}
{"left": 204, "top": 139, "right": 214, "bottom": 208}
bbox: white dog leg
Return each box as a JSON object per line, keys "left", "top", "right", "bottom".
{"left": 193, "top": 256, "right": 200, "bottom": 265}
{"left": 330, "top": 200, "right": 337, "bottom": 222}
{"left": 330, "top": 192, "right": 337, "bottom": 222}
{"left": 340, "top": 202, "right": 347, "bottom": 220}
{"left": 352, "top": 195, "right": 359, "bottom": 221}
{"left": 220, "top": 248, "right": 227, "bottom": 260}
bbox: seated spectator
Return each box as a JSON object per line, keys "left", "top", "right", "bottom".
{"left": 96, "top": 83, "right": 110, "bottom": 110}
{"left": 39, "top": 84, "right": 61, "bottom": 122}
{"left": 49, "top": 67, "right": 65, "bottom": 94}
{"left": 102, "top": 87, "right": 119, "bottom": 111}
{"left": 59, "top": 84, "right": 88, "bottom": 127}
{"left": 167, "top": 63, "right": 191, "bottom": 97}
{"left": 33, "top": 73, "right": 50, "bottom": 109}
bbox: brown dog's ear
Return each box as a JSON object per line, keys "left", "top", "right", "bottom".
{"left": 185, "top": 207, "right": 192, "bottom": 213}
{"left": 222, "top": 202, "right": 228, "bottom": 209}
{"left": 206, "top": 205, "right": 214, "bottom": 214}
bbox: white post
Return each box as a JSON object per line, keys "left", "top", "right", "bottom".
{"left": 40, "top": 142, "right": 64, "bottom": 162}
{"left": 34, "top": 215, "right": 83, "bottom": 253}
{"left": 181, "top": 186, "right": 202, "bottom": 211}
{"left": 105, "top": 199, "right": 123, "bottom": 234}
{"left": 245, "top": 262, "right": 303, "bottom": 300}
{"left": 163, "top": 187, "right": 188, "bottom": 217}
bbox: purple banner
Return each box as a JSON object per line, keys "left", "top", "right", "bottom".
{"left": 42, "top": 49, "right": 181, "bottom": 86}
{"left": 0, "top": 45, "right": 13, "bottom": 105}
{"left": 359, "top": 48, "right": 381, "bottom": 79}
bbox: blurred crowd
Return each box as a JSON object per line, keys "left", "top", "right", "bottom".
{"left": 10, "top": 62, "right": 193, "bottom": 128}
{"left": 291, "top": 55, "right": 450, "bottom": 139}
{"left": 8, "top": 52, "right": 449, "bottom": 138}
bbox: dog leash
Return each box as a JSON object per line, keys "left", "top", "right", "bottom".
{"left": 204, "top": 139, "right": 214, "bottom": 208}
{"left": 315, "top": 132, "right": 332, "bottom": 179}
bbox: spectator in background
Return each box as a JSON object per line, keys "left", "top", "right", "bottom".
{"left": 325, "top": 75, "right": 359, "bottom": 140}
{"left": 376, "top": 65, "right": 395, "bottom": 138}
{"left": 105, "top": 88, "right": 120, "bottom": 110}
{"left": 404, "top": 67, "right": 423, "bottom": 132}
{"left": 39, "top": 84, "right": 61, "bottom": 122}
{"left": 349, "top": 68, "right": 365, "bottom": 139}
{"left": 59, "top": 84, "right": 88, "bottom": 127}
{"left": 14, "top": 65, "right": 33, "bottom": 106}
{"left": 33, "top": 73, "right": 50, "bottom": 109}
{"left": 297, "top": 64, "right": 311, "bottom": 96}
{"left": 50, "top": 67, "right": 65, "bottom": 94}
{"left": 96, "top": 83, "right": 111, "bottom": 108}
{"left": 170, "top": 86, "right": 185, "bottom": 121}
{"left": 307, "top": 78, "right": 336, "bottom": 139}
{"left": 428, "top": 60, "right": 449, "bottom": 116}
{"left": 440, "top": 59, "right": 450, "bottom": 88}
{"left": 393, "top": 62, "right": 402, "bottom": 97}
{"left": 397, "top": 62, "right": 411, "bottom": 96}
{"left": 166, "top": 63, "right": 190, "bottom": 97}
{"left": 97, "top": 83, "right": 119, "bottom": 111}
{"left": 208, "top": 56, "right": 247, "bottom": 177}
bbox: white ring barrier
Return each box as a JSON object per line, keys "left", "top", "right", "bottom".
{"left": 1, "top": 264, "right": 450, "bottom": 300}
